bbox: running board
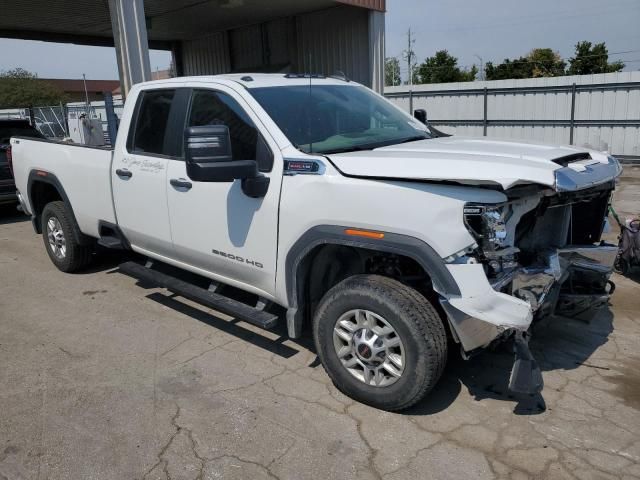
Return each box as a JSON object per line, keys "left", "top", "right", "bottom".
{"left": 98, "top": 235, "right": 125, "bottom": 249}
{"left": 119, "top": 261, "right": 278, "bottom": 329}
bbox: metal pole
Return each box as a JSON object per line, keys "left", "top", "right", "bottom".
{"left": 569, "top": 82, "right": 577, "bottom": 145}
{"left": 407, "top": 28, "right": 413, "bottom": 88}
{"left": 103, "top": 92, "right": 118, "bottom": 146}
{"left": 82, "top": 73, "right": 91, "bottom": 114}
{"left": 483, "top": 87, "right": 488, "bottom": 136}
{"left": 107, "top": 0, "right": 152, "bottom": 97}
{"left": 60, "top": 102, "right": 69, "bottom": 138}
{"left": 409, "top": 90, "right": 414, "bottom": 115}
{"left": 474, "top": 54, "right": 484, "bottom": 81}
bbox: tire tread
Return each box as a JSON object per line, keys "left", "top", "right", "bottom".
{"left": 41, "top": 201, "right": 93, "bottom": 272}
{"left": 313, "top": 274, "right": 448, "bottom": 411}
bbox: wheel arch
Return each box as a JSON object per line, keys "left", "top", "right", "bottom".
{"left": 284, "top": 225, "right": 460, "bottom": 338}
{"left": 27, "top": 170, "right": 92, "bottom": 245}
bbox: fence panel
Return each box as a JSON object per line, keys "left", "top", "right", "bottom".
{"left": 385, "top": 71, "right": 640, "bottom": 159}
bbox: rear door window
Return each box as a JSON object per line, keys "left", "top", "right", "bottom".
{"left": 128, "top": 89, "right": 176, "bottom": 156}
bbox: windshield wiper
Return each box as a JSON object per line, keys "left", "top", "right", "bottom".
{"left": 322, "top": 145, "right": 372, "bottom": 154}
{"left": 322, "top": 135, "right": 430, "bottom": 155}
{"left": 395, "top": 135, "right": 430, "bottom": 145}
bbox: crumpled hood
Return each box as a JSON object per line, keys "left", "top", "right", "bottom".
{"left": 327, "top": 136, "right": 613, "bottom": 190}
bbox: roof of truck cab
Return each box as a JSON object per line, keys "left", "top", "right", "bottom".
{"left": 137, "top": 73, "right": 362, "bottom": 90}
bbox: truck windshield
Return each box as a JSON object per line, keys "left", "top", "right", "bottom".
{"left": 248, "top": 84, "right": 430, "bottom": 154}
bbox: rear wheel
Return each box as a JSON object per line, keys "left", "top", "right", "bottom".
{"left": 41, "top": 201, "right": 93, "bottom": 272}
{"left": 313, "top": 274, "right": 448, "bottom": 411}
{"left": 614, "top": 255, "right": 630, "bottom": 275}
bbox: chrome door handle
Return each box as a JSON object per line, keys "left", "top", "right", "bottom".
{"left": 115, "top": 168, "right": 132, "bottom": 178}
{"left": 170, "top": 178, "right": 193, "bottom": 190}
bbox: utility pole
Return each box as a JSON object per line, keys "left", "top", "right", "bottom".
{"left": 403, "top": 28, "right": 416, "bottom": 86}
{"left": 82, "top": 73, "right": 91, "bottom": 114}
{"left": 474, "top": 54, "right": 484, "bottom": 81}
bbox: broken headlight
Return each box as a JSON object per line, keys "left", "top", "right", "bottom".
{"left": 463, "top": 204, "right": 510, "bottom": 253}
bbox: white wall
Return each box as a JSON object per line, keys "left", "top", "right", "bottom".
{"left": 385, "top": 71, "right": 640, "bottom": 157}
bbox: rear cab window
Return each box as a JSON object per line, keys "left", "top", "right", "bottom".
{"left": 127, "top": 89, "right": 176, "bottom": 157}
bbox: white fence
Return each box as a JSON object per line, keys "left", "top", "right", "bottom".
{"left": 385, "top": 71, "right": 640, "bottom": 159}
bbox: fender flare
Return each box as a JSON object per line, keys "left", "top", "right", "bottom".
{"left": 284, "top": 225, "right": 460, "bottom": 338}
{"left": 27, "top": 169, "right": 92, "bottom": 245}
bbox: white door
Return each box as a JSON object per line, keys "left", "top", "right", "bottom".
{"left": 166, "top": 87, "right": 283, "bottom": 297}
{"left": 112, "top": 88, "right": 178, "bottom": 256}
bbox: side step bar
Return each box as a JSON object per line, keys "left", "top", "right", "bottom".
{"left": 98, "top": 236, "right": 126, "bottom": 249}
{"left": 119, "top": 261, "right": 278, "bottom": 329}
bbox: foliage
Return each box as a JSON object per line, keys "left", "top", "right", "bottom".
{"left": 0, "top": 68, "right": 67, "bottom": 108}
{"left": 414, "top": 50, "right": 477, "bottom": 84}
{"left": 385, "top": 57, "right": 401, "bottom": 87}
{"left": 485, "top": 48, "right": 565, "bottom": 80}
{"left": 567, "top": 41, "right": 625, "bottom": 75}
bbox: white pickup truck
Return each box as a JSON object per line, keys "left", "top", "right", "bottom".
{"left": 10, "top": 74, "right": 621, "bottom": 410}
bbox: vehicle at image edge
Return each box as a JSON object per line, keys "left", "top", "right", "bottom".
{"left": 0, "top": 119, "right": 44, "bottom": 205}
{"left": 10, "top": 74, "right": 622, "bottom": 411}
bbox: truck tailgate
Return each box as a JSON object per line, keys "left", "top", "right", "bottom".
{"left": 11, "top": 138, "right": 116, "bottom": 238}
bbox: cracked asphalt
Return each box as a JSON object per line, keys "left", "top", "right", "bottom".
{"left": 1, "top": 169, "right": 640, "bottom": 479}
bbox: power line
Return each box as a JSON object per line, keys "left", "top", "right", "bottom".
{"left": 386, "top": 49, "right": 640, "bottom": 72}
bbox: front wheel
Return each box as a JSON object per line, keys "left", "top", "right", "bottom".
{"left": 41, "top": 201, "right": 93, "bottom": 272}
{"left": 313, "top": 275, "right": 448, "bottom": 411}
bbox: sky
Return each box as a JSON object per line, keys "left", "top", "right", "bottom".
{"left": 0, "top": 0, "right": 638, "bottom": 81}
{"left": 386, "top": 0, "right": 640, "bottom": 79}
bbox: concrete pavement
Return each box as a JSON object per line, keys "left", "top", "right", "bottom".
{"left": 0, "top": 182, "right": 639, "bottom": 479}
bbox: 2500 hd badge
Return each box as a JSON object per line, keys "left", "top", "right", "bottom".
{"left": 211, "top": 248, "right": 264, "bottom": 269}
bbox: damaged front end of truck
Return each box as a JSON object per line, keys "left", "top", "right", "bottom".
{"left": 440, "top": 155, "right": 622, "bottom": 395}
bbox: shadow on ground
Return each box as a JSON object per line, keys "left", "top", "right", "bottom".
{"left": 0, "top": 204, "right": 28, "bottom": 225}
{"left": 618, "top": 268, "right": 640, "bottom": 284}
{"left": 91, "top": 255, "right": 615, "bottom": 417}
{"left": 407, "top": 307, "right": 614, "bottom": 416}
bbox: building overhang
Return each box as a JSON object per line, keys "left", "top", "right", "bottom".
{"left": 0, "top": 0, "right": 385, "bottom": 49}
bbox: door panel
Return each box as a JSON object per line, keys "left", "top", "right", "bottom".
{"left": 112, "top": 153, "right": 171, "bottom": 254}
{"left": 112, "top": 88, "right": 179, "bottom": 256}
{"left": 167, "top": 160, "right": 281, "bottom": 295}
{"left": 166, "top": 86, "right": 283, "bottom": 296}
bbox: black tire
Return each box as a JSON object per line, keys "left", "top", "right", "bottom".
{"left": 41, "top": 201, "right": 93, "bottom": 272}
{"left": 614, "top": 255, "right": 630, "bottom": 275}
{"left": 313, "top": 274, "right": 448, "bottom": 411}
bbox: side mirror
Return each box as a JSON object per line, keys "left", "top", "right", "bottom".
{"left": 413, "top": 109, "right": 428, "bottom": 125}
{"left": 185, "top": 125, "right": 257, "bottom": 182}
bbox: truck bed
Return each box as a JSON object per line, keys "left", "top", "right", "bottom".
{"left": 11, "top": 137, "right": 117, "bottom": 238}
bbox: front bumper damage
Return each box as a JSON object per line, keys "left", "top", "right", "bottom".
{"left": 440, "top": 244, "right": 617, "bottom": 394}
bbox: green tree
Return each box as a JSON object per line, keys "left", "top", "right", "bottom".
{"left": 414, "top": 50, "right": 477, "bottom": 84}
{"left": 385, "top": 57, "right": 401, "bottom": 87}
{"left": 568, "top": 41, "right": 625, "bottom": 75}
{"left": 528, "top": 48, "right": 566, "bottom": 77}
{"left": 485, "top": 48, "right": 565, "bottom": 80}
{"left": 0, "top": 68, "right": 67, "bottom": 108}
